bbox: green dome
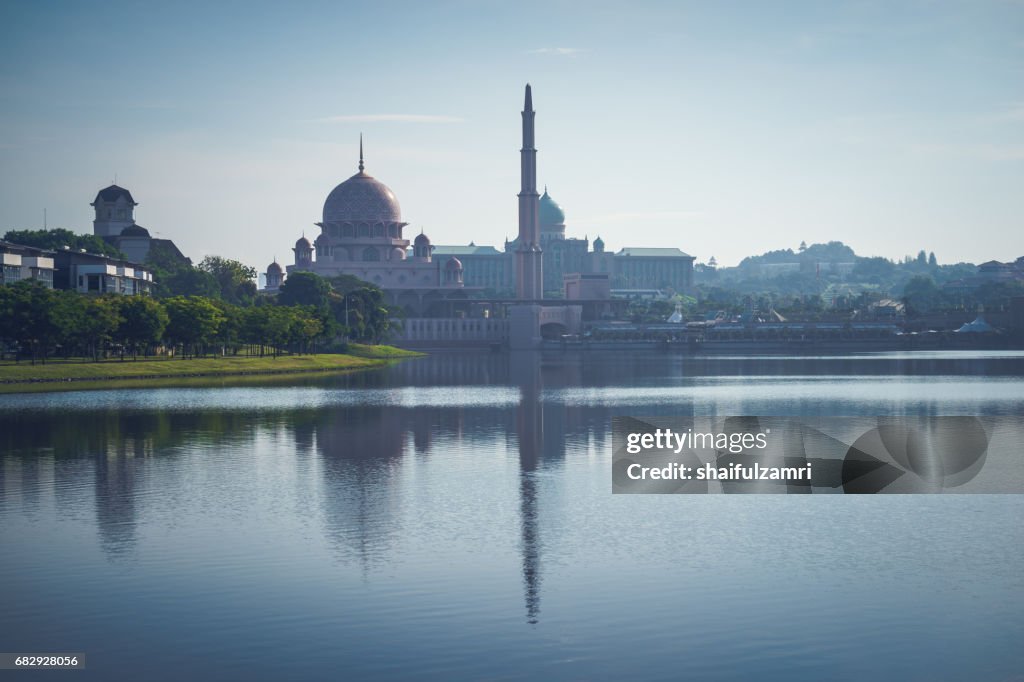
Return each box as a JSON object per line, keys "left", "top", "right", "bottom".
{"left": 539, "top": 188, "right": 565, "bottom": 227}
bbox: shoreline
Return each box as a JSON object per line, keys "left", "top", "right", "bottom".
{"left": 0, "top": 346, "right": 424, "bottom": 392}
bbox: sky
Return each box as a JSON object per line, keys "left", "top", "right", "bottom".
{"left": 0, "top": 0, "right": 1021, "bottom": 269}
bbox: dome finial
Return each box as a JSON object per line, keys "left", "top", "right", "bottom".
{"left": 358, "top": 133, "right": 364, "bottom": 173}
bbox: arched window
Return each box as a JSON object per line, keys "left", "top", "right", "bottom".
{"left": 362, "top": 247, "right": 380, "bottom": 262}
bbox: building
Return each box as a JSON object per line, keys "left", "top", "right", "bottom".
{"left": 613, "top": 247, "right": 694, "bottom": 291}
{"left": 1, "top": 239, "right": 153, "bottom": 295}
{"left": 280, "top": 138, "right": 470, "bottom": 316}
{"left": 52, "top": 248, "right": 154, "bottom": 295}
{"left": 430, "top": 243, "right": 511, "bottom": 291}
{"left": 564, "top": 272, "right": 610, "bottom": 300}
{"left": 91, "top": 184, "right": 188, "bottom": 264}
{"left": 0, "top": 240, "right": 56, "bottom": 288}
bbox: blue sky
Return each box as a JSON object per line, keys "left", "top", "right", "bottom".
{"left": 1, "top": 0, "right": 1021, "bottom": 268}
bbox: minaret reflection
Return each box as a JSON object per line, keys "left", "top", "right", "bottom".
{"left": 511, "top": 351, "right": 544, "bottom": 624}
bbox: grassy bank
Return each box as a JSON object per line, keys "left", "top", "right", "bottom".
{"left": 0, "top": 346, "right": 424, "bottom": 388}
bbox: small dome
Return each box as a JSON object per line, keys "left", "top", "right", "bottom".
{"left": 445, "top": 256, "right": 463, "bottom": 270}
{"left": 120, "top": 224, "right": 150, "bottom": 237}
{"left": 593, "top": 235, "right": 605, "bottom": 251}
{"left": 414, "top": 232, "right": 431, "bottom": 245}
{"left": 539, "top": 188, "right": 565, "bottom": 227}
{"left": 295, "top": 236, "right": 312, "bottom": 249}
{"left": 267, "top": 261, "right": 283, "bottom": 274}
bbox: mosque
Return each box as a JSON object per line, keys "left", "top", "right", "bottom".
{"left": 270, "top": 84, "right": 693, "bottom": 343}
{"left": 270, "top": 138, "right": 470, "bottom": 317}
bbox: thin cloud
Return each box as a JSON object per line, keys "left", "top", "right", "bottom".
{"left": 314, "top": 114, "right": 464, "bottom": 124}
{"left": 529, "top": 47, "right": 584, "bottom": 56}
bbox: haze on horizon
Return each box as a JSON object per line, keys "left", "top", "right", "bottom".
{"left": 1, "top": 0, "right": 1021, "bottom": 270}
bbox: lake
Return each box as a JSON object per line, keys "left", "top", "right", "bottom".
{"left": 1, "top": 350, "right": 1022, "bottom": 681}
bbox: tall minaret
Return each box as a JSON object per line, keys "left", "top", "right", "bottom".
{"left": 516, "top": 83, "right": 543, "bottom": 300}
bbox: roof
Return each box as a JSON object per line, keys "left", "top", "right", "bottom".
{"left": 322, "top": 171, "right": 402, "bottom": 224}
{"left": 432, "top": 244, "right": 504, "bottom": 256}
{"left": 93, "top": 184, "right": 137, "bottom": 205}
{"left": 119, "top": 223, "right": 150, "bottom": 237}
{"left": 616, "top": 247, "right": 693, "bottom": 258}
{"left": 0, "top": 240, "right": 55, "bottom": 256}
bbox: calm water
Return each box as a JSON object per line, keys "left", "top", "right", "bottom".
{"left": 1, "top": 351, "right": 1022, "bottom": 681}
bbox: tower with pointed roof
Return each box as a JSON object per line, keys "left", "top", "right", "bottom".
{"left": 92, "top": 185, "right": 138, "bottom": 237}
{"left": 516, "top": 84, "right": 543, "bottom": 300}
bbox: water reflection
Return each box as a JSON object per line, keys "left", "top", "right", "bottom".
{"left": 512, "top": 353, "right": 544, "bottom": 624}
{"left": 1, "top": 352, "right": 1023, "bottom": 680}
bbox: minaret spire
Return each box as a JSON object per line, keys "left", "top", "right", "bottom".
{"left": 516, "top": 83, "right": 543, "bottom": 300}
{"left": 358, "top": 134, "right": 365, "bottom": 173}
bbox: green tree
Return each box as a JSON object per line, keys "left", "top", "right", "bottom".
{"left": 198, "top": 256, "right": 258, "bottom": 306}
{"left": 144, "top": 242, "right": 218, "bottom": 299}
{"left": 161, "top": 267, "right": 220, "bottom": 299}
{"left": 0, "top": 281, "right": 64, "bottom": 363}
{"left": 163, "top": 296, "right": 224, "bottom": 358}
{"left": 211, "top": 300, "right": 245, "bottom": 354}
{"left": 902, "top": 275, "right": 942, "bottom": 316}
{"left": 278, "top": 271, "right": 333, "bottom": 308}
{"left": 115, "top": 296, "right": 168, "bottom": 359}
{"left": 79, "top": 296, "right": 122, "bottom": 361}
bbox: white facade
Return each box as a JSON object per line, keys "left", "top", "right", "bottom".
{"left": 0, "top": 242, "right": 56, "bottom": 288}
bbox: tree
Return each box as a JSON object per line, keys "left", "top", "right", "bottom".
{"left": 197, "top": 256, "right": 258, "bottom": 306}
{"left": 0, "top": 281, "right": 65, "bottom": 363}
{"left": 798, "top": 241, "right": 807, "bottom": 252}
{"left": 115, "top": 296, "right": 168, "bottom": 359}
{"left": 162, "top": 268, "right": 220, "bottom": 299}
{"left": 79, "top": 296, "right": 122, "bottom": 361}
{"left": 145, "top": 241, "right": 217, "bottom": 299}
{"left": 928, "top": 252, "right": 937, "bottom": 268}
{"left": 902, "top": 275, "right": 942, "bottom": 316}
{"left": 278, "top": 271, "right": 333, "bottom": 308}
{"left": 163, "top": 296, "right": 224, "bottom": 358}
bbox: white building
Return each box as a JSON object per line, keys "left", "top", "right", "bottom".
{"left": 0, "top": 240, "right": 56, "bottom": 288}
